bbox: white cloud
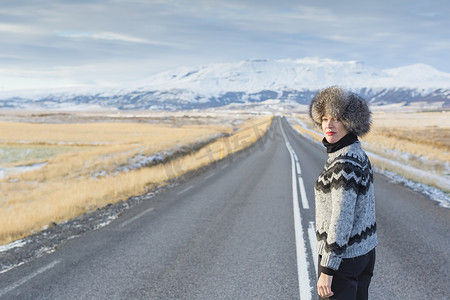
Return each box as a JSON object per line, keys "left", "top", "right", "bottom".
{"left": 0, "top": 23, "right": 40, "bottom": 35}
{"left": 56, "top": 31, "right": 185, "bottom": 48}
{"left": 424, "top": 40, "right": 450, "bottom": 51}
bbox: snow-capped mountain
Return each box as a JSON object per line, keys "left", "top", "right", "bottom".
{"left": 1, "top": 58, "right": 449, "bottom": 111}
{"left": 135, "top": 58, "right": 450, "bottom": 92}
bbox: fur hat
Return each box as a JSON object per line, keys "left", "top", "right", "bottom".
{"left": 309, "top": 86, "right": 372, "bottom": 137}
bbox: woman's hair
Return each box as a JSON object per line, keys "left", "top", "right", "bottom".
{"left": 309, "top": 86, "right": 372, "bottom": 137}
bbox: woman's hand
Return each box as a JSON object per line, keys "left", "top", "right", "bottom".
{"left": 317, "top": 272, "right": 334, "bottom": 298}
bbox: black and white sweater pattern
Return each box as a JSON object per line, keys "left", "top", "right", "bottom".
{"left": 315, "top": 141, "right": 378, "bottom": 270}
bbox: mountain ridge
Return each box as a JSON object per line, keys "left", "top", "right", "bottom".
{"left": 1, "top": 58, "right": 449, "bottom": 111}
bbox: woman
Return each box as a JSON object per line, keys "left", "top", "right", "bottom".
{"left": 309, "top": 86, "right": 378, "bottom": 299}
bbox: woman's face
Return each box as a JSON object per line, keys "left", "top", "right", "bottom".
{"left": 321, "top": 115, "right": 348, "bottom": 143}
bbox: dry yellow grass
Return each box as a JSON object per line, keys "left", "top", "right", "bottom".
{"left": 291, "top": 117, "right": 323, "bottom": 142}
{"left": 293, "top": 112, "right": 450, "bottom": 162}
{"left": 0, "top": 121, "right": 227, "bottom": 147}
{"left": 292, "top": 112, "right": 450, "bottom": 192}
{"left": 364, "top": 112, "right": 450, "bottom": 162}
{"left": 0, "top": 116, "right": 273, "bottom": 245}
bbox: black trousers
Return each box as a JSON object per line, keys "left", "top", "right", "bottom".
{"left": 318, "top": 248, "right": 376, "bottom": 300}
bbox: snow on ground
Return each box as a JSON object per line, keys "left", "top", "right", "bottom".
{"left": 0, "top": 240, "right": 26, "bottom": 253}
{"left": 0, "top": 162, "right": 47, "bottom": 179}
{"left": 374, "top": 168, "right": 450, "bottom": 209}
{"left": 288, "top": 117, "right": 450, "bottom": 208}
{"left": 90, "top": 133, "right": 225, "bottom": 178}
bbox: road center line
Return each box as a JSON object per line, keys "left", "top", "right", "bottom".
{"left": 119, "top": 208, "right": 154, "bottom": 228}
{"left": 281, "top": 125, "right": 312, "bottom": 300}
{"left": 296, "top": 162, "right": 302, "bottom": 175}
{"left": 290, "top": 137, "right": 309, "bottom": 210}
{"left": 308, "top": 222, "right": 318, "bottom": 278}
{"left": 176, "top": 185, "right": 194, "bottom": 195}
{"left": 298, "top": 177, "right": 310, "bottom": 210}
{"left": 204, "top": 172, "right": 215, "bottom": 180}
{"left": 0, "top": 259, "right": 61, "bottom": 297}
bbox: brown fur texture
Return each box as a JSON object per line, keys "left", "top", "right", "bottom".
{"left": 309, "top": 86, "right": 372, "bottom": 137}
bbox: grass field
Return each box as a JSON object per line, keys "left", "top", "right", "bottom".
{"left": 292, "top": 111, "right": 450, "bottom": 192}
{"left": 0, "top": 113, "right": 273, "bottom": 245}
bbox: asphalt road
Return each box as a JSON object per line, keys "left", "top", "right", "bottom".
{"left": 0, "top": 117, "right": 448, "bottom": 299}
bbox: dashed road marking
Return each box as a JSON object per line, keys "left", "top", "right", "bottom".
{"left": 308, "top": 221, "right": 318, "bottom": 278}
{"left": 119, "top": 208, "right": 154, "bottom": 228}
{"left": 176, "top": 185, "right": 194, "bottom": 195}
{"left": 296, "top": 162, "right": 301, "bottom": 175}
{"left": 0, "top": 260, "right": 61, "bottom": 297}
{"left": 204, "top": 172, "right": 215, "bottom": 180}
{"left": 298, "top": 177, "right": 309, "bottom": 210}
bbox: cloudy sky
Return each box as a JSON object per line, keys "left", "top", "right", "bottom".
{"left": 1, "top": 0, "right": 449, "bottom": 91}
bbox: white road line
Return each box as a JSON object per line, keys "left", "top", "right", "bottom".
{"left": 221, "top": 164, "right": 229, "bottom": 169}
{"left": 281, "top": 125, "right": 312, "bottom": 300}
{"left": 119, "top": 208, "right": 154, "bottom": 228}
{"left": 204, "top": 172, "right": 215, "bottom": 180}
{"left": 176, "top": 185, "right": 194, "bottom": 195}
{"left": 296, "top": 162, "right": 302, "bottom": 175}
{"left": 288, "top": 128, "right": 309, "bottom": 210}
{"left": 298, "top": 177, "right": 310, "bottom": 210}
{"left": 308, "top": 222, "right": 318, "bottom": 278}
{"left": 0, "top": 259, "right": 61, "bottom": 297}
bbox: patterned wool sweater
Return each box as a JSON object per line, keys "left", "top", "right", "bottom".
{"left": 315, "top": 140, "right": 378, "bottom": 271}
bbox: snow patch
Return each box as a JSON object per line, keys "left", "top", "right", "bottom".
{"left": 0, "top": 162, "right": 47, "bottom": 179}
{"left": 94, "top": 215, "right": 118, "bottom": 230}
{"left": 0, "top": 239, "right": 27, "bottom": 253}
{"left": 92, "top": 134, "right": 225, "bottom": 178}
{"left": 374, "top": 168, "right": 450, "bottom": 209}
